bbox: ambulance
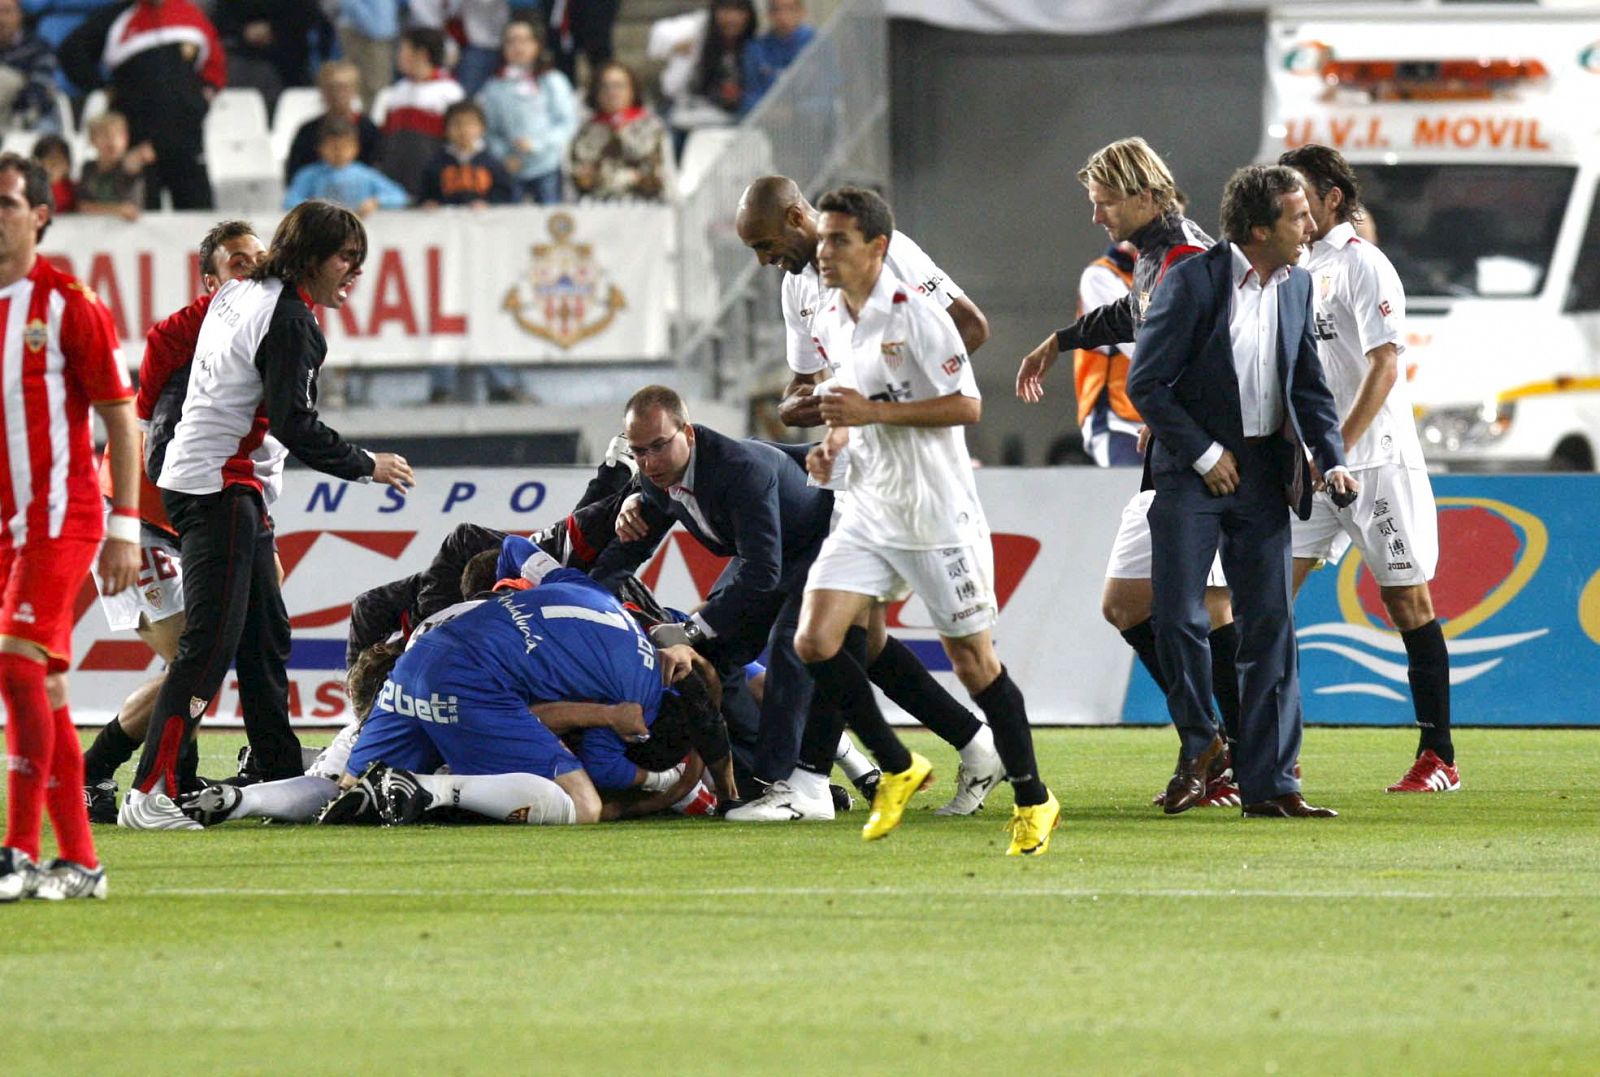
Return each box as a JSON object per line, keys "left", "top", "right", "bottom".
{"left": 1263, "top": 4, "right": 1600, "bottom": 471}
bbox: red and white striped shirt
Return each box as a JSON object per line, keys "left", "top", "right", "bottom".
{"left": 0, "top": 258, "right": 132, "bottom": 547}
{"left": 383, "top": 70, "right": 465, "bottom": 138}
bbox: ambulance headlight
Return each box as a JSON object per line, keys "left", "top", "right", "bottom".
{"left": 1417, "top": 401, "right": 1515, "bottom": 450}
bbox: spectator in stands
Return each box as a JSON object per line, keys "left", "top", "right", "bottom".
{"left": 379, "top": 26, "right": 465, "bottom": 199}
{"left": 285, "top": 117, "right": 408, "bottom": 217}
{"left": 60, "top": 0, "right": 226, "bottom": 211}
{"left": 0, "top": 0, "right": 61, "bottom": 133}
{"left": 420, "top": 100, "right": 514, "bottom": 207}
{"left": 741, "top": 0, "right": 813, "bottom": 113}
{"left": 570, "top": 61, "right": 667, "bottom": 203}
{"left": 544, "top": 0, "right": 619, "bottom": 86}
{"left": 30, "top": 133, "right": 74, "bottom": 213}
{"left": 479, "top": 15, "right": 578, "bottom": 205}
{"left": 325, "top": 0, "right": 400, "bottom": 113}
{"left": 409, "top": 0, "right": 509, "bottom": 97}
{"left": 285, "top": 59, "right": 382, "bottom": 186}
{"left": 212, "top": 1, "right": 321, "bottom": 111}
{"left": 692, "top": 0, "right": 757, "bottom": 120}
{"left": 19, "top": 0, "right": 102, "bottom": 95}
{"left": 76, "top": 112, "right": 153, "bottom": 221}
{"left": 422, "top": 107, "right": 524, "bottom": 404}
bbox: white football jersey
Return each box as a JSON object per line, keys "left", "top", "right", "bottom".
{"left": 1302, "top": 222, "right": 1426, "bottom": 471}
{"left": 783, "top": 229, "right": 964, "bottom": 375}
{"left": 812, "top": 268, "right": 985, "bottom": 550}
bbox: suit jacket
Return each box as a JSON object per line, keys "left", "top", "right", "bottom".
{"left": 1126, "top": 241, "right": 1344, "bottom": 519}
{"left": 590, "top": 425, "right": 833, "bottom": 639}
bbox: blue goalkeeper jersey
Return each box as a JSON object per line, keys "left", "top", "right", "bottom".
{"left": 398, "top": 568, "right": 664, "bottom": 730}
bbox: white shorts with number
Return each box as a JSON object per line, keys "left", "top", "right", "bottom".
{"left": 1292, "top": 464, "right": 1437, "bottom": 587}
{"left": 92, "top": 520, "right": 185, "bottom": 633}
{"left": 806, "top": 530, "right": 998, "bottom": 638}
{"left": 1105, "top": 490, "right": 1228, "bottom": 587}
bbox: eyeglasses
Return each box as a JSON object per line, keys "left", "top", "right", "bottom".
{"left": 630, "top": 427, "right": 684, "bottom": 460}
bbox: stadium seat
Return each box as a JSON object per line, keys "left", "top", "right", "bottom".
{"left": 369, "top": 86, "right": 394, "bottom": 128}
{"left": 206, "top": 88, "right": 271, "bottom": 144}
{"left": 53, "top": 90, "right": 75, "bottom": 142}
{"left": 2, "top": 129, "right": 40, "bottom": 157}
{"left": 271, "top": 87, "right": 325, "bottom": 169}
{"left": 677, "top": 127, "right": 740, "bottom": 198}
{"left": 81, "top": 89, "right": 109, "bottom": 128}
{"left": 207, "top": 131, "right": 283, "bottom": 211}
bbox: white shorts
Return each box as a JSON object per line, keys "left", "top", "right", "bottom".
{"left": 1105, "top": 490, "right": 1227, "bottom": 587}
{"left": 1292, "top": 464, "right": 1438, "bottom": 587}
{"left": 309, "top": 718, "right": 362, "bottom": 780}
{"left": 93, "top": 520, "right": 185, "bottom": 633}
{"left": 806, "top": 531, "right": 998, "bottom": 638}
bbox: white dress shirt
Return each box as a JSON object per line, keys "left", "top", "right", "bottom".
{"left": 1192, "top": 247, "right": 1291, "bottom": 476}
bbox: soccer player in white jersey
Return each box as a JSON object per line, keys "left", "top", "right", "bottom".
{"left": 1280, "top": 145, "right": 1457, "bottom": 793}
{"left": 733, "top": 174, "right": 1008, "bottom": 817}
{"left": 790, "top": 186, "right": 1060, "bottom": 855}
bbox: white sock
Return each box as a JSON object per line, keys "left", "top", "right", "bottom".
{"left": 415, "top": 772, "right": 577, "bottom": 825}
{"left": 834, "top": 733, "right": 875, "bottom": 782}
{"left": 235, "top": 775, "right": 339, "bottom": 823}
{"left": 786, "top": 767, "right": 829, "bottom": 800}
{"left": 959, "top": 722, "right": 997, "bottom": 769}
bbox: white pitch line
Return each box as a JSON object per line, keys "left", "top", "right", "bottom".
{"left": 143, "top": 885, "right": 1583, "bottom": 901}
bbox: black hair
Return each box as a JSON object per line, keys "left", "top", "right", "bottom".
{"left": 253, "top": 199, "right": 367, "bottom": 285}
{"left": 816, "top": 184, "right": 895, "bottom": 242}
{"left": 0, "top": 150, "right": 53, "bottom": 240}
{"left": 401, "top": 27, "right": 447, "bottom": 68}
{"left": 1278, "top": 143, "right": 1366, "bottom": 223}
{"left": 1219, "top": 164, "right": 1305, "bottom": 245}
{"left": 198, "top": 219, "right": 257, "bottom": 279}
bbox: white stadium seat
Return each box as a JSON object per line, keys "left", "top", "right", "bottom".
{"left": 207, "top": 87, "right": 270, "bottom": 140}
{"left": 207, "top": 131, "right": 282, "bottom": 211}
{"left": 368, "top": 86, "right": 394, "bottom": 128}
{"left": 2, "top": 129, "right": 40, "bottom": 157}
{"left": 271, "top": 87, "right": 325, "bottom": 170}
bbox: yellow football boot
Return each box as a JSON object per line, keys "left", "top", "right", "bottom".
{"left": 861, "top": 751, "right": 934, "bottom": 841}
{"left": 1004, "top": 790, "right": 1061, "bottom": 856}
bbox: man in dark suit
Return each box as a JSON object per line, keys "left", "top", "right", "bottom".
{"left": 1128, "top": 164, "right": 1358, "bottom": 818}
{"left": 590, "top": 385, "right": 836, "bottom": 802}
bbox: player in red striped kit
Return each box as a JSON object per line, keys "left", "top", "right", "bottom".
{"left": 0, "top": 153, "right": 141, "bottom": 901}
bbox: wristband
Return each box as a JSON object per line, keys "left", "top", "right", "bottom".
{"left": 110, "top": 505, "right": 140, "bottom": 518}
{"left": 106, "top": 514, "right": 141, "bottom": 544}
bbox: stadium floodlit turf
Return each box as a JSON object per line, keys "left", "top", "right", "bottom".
{"left": 2, "top": 727, "right": 1596, "bottom": 1074}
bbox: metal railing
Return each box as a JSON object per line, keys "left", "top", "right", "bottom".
{"left": 671, "top": 0, "right": 890, "bottom": 402}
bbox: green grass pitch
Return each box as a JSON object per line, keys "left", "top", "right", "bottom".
{"left": 2, "top": 727, "right": 1596, "bottom": 1074}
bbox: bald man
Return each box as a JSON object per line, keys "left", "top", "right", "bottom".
{"left": 733, "top": 174, "right": 1007, "bottom": 817}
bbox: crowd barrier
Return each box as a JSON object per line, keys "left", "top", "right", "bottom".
{"left": 40, "top": 206, "right": 676, "bottom": 367}
{"left": 54, "top": 470, "right": 1600, "bottom": 729}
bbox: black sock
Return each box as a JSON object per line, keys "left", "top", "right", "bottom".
{"left": 806, "top": 649, "right": 912, "bottom": 775}
{"left": 795, "top": 699, "right": 848, "bottom": 777}
{"left": 972, "top": 667, "right": 1047, "bottom": 806}
{"left": 1120, "top": 618, "right": 1170, "bottom": 692}
{"left": 866, "top": 635, "right": 982, "bottom": 748}
{"left": 82, "top": 715, "right": 141, "bottom": 783}
{"left": 177, "top": 735, "right": 203, "bottom": 795}
{"left": 1401, "top": 619, "right": 1453, "bottom": 764}
{"left": 1208, "top": 622, "right": 1240, "bottom": 751}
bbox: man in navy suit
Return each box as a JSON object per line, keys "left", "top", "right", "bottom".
{"left": 1128, "top": 165, "right": 1358, "bottom": 818}
{"left": 590, "top": 385, "right": 840, "bottom": 802}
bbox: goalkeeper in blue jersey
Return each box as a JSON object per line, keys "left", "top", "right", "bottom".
{"left": 332, "top": 551, "right": 731, "bottom": 826}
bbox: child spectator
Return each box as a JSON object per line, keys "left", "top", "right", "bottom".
{"left": 285, "top": 117, "right": 408, "bottom": 216}
{"left": 420, "top": 101, "right": 514, "bottom": 207}
{"left": 284, "top": 59, "right": 382, "bottom": 186}
{"left": 379, "top": 26, "right": 464, "bottom": 198}
{"left": 31, "top": 134, "right": 75, "bottom": 213}
{"left": 76, "top": 112, "right": 152, "bottom": 221}
{"left": 478, "top": 16, "right": 578, "bottom": 205}
{"left": 742, "top": 0, "right": 814, "bottom": 112}
{"left": 569, "top": 61, "right": 668, "bottom": 203}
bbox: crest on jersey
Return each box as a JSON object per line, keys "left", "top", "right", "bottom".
{"left": 23, "top": 318, "right": 47, "bottom": 353}
{"left": 502, "top": 212, "right": 627, "bottom": 349}
{"left": 1138, "top": 290, "right": 1151, "bottom": 316}
{"left": 1319, "top": 273, "right": 1334, "bottom": 301}
{"left": 880, "top": 340, "right": 904, "bottom": 369}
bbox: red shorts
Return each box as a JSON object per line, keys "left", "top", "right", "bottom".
{"left": 0, "top": 538, "right": 100, "bottom": 673}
